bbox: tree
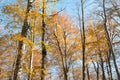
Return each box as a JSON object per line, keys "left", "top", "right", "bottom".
{"left": 13, "top": 0, "right": 34, "bottom": 79}
{"left": 80, "top": 0, "right": 86, "bottom": 80}
{"left": 46, "top": 12, "right": 80, "bottom": 80}
{"left": 103, "top": 0, "right": 120, "bottom": 79}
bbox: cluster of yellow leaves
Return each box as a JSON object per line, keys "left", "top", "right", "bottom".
{"left": 3, "top": 5, "right": 25, "bottom": 21}
{"left": 13, "top": 33, "right": 34, "bottom": 47}
{"left": 82, "top": 22, "right": 112, "bottom": 65}
{"left": 33, "top": 0, "right": 43, "bottom": 10}
{"left": 29, "top": 10, "right": 41, "bottom": 19}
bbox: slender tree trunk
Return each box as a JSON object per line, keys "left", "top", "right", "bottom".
{"left": 28, "top": 20, "right": 35, "bottom": 80}
{"left": 103, "top": 0, "right": 120, "bottom": 79}
{"left": 64, "top": 69, "right": 68, "bottom": 80}
{"left": 86, "top": 64, "right": 90, "bottom": 80}
{"left": 92, "top": 60, "right": 97, "bottom": 72}
{"left": 40, "top": 18, "right": 47, "bottom": 80}
{"left": 92, "top": 60, "right": 99, "bottom": 80}
{"left": 40, "top": 1, "right": 47, "bottom": 80}
{"left": 11, "top": 41, "right": 18, "bottom": 80}
{"left": 106, "top": 52, "right": 113, "bottom": 80}
{"left": 106, "top": 60, "right": 110, "bottom": 80}
{"left": 13, "top": 0, "right": 32, "bottom": 79}
{"left": 61, "top": 55, "right": 68, "bottom": 80}
{"left": 92, "top": 60, "right": 100, "bottom": 80}
{"left": 99, "top": 54, "right": 106, "bottom": 80}
{"left": 28, "top": 47, "right": 34, "bottom": 80}
{"left": 61, "top": 54, "right": 68, "bottom": 80}
{"left": 97, "top": 62, "right": 99, "bottom": 80}
{"left": 64, "top": 31, "right": 68, "bottom": 80}
{"left": 53, "top": 32, "right": 68, "bottom": 80}
{"left": 81, "top": 0, "right": 86, "bottom": 80}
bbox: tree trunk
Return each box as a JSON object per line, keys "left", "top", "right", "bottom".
{"left": 53, "top": 32, "right": 68, "bottom": 80}
{"left": 86, "top": 64, "right": 90, "bottom": 80}
{"left": 40, "top": 1, "right": 47, "bottom": 80}
{"left": 106, "top": 60, "right": 110, "bottom": 80}
{"left": 99, "top": 54, "right": 106, "bottom": 80}
{"left": 64, "top": 31, "right": 68, "bottom": 80}
{"left": 81, "top": 0, "right": 86, "bottom": 80}
{"left": 97, "top": 62, "right": 99, "bottom": 80}
{"left": 13, "top": 0, "right": 32, "bottom": 79}
{"left": 92, "top": 61, "right": 99, "bottom": 80}
{"left": 106, "top": 52, "right": 113, "bottom": 80}
{"left": 28, "top": 20, "right": 35, "bottom": 80}
{"left": 103, "top": 0, "right": 120, "bottom": 79}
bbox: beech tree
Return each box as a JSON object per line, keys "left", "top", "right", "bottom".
{"left": 46, "top": 12, "right": 80, "bottom": 80}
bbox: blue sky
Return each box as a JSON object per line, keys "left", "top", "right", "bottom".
{"left": 0, "top": 0, "right": 97, "bottom": 35}
{"left": 55, "top": 0, "right": 97, "bottom": 16}
{"left": 0, "top": 0, "right": 96, "bottom": 21}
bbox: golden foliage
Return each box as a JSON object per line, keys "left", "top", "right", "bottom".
{"left": 13, "top": 33, "right": 35, "bottom": 47}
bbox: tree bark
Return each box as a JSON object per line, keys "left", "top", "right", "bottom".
{"left": 99, "top": 54, "right": 106, "bottom": 80}
{"left": 13, "top": 0, "right": 32, "bottom": 79}
{"left": 97, "top": 62, "right": 99, "bottom": 80}
{"left": 40, "top": 1, "right": 47, "bottom": 80}
{"left": 106, "top": 52, "right": 113, "bottom": 80}
{"left": 28, "top": 19, "right": 35, "bottom": 80}
{"left": 81, "top": 0, "right": 86, "bottom": 80}
{"left": 103, "top": 0, "right": 120, "bottom": 79}
{"left": 86, "top": 64, "right": 90, "bottom": 80}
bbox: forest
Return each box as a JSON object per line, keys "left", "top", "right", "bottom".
{"left": 0, "top": 0, "right": 120, "bottom": 80}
